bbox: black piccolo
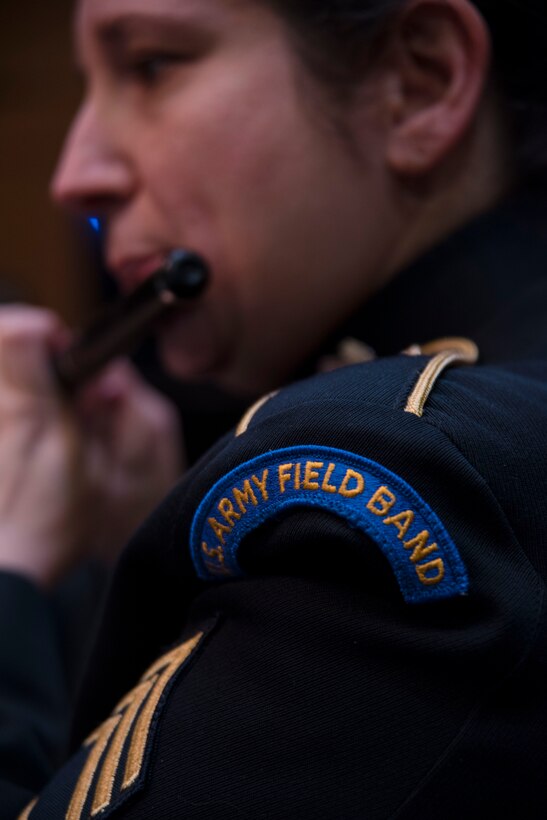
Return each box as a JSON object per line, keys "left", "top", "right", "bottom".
{"left": 53, "top": 249, "right": 209, "bottom": 392}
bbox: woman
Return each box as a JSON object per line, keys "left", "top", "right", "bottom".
{"left": 0, "top": 0, "right": 545, "bottom": 817}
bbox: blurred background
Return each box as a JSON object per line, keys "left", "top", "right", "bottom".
{"left": 1, "top": 0, "right": 99, "bottom": 323}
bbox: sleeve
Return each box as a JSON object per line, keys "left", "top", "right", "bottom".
{"left": 0, "top": 572, "right": 69, "bottom": 815}
{"left": 5, "top": 373, "right": 546, "bottom": 819}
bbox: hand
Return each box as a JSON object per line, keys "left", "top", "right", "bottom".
{"left": 0, "top": 307, "right": 182, "bottom": 587}
{"left": 75, "top": 359, "right": 183, "bottom": 564}
{"left": 0, "top": 307, "right": 84, "bottom": 585}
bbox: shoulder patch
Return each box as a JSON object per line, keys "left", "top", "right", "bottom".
{"left": 190, "top": 447, "right": 468, "bottom": 605}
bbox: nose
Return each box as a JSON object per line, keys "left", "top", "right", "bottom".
{"left": 51, "top": 100, "right": 135, "bottom": 215}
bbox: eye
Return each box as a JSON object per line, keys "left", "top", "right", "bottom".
{"left": 126, "top": 52, "right": 183, "bottom": 85}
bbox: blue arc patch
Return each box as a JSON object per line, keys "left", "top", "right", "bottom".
{"left": 190, "top": 446, "right": 468, "bottom": 605}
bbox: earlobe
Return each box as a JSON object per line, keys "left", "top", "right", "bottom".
{"left": 383, "top": 0, "right": 491, "bottom": 176}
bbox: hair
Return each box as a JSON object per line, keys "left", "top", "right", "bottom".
{"left": 261, "top": 0, "right": 547, "bottom": 176}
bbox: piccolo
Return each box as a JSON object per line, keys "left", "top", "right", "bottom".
{"left": 53, "top": 249, "right": 209, "bottom": 392}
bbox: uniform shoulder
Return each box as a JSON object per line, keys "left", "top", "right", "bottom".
{"left": 421, "top": 358, "right": 547, "bottom": 581}
{"left": 183, "top": 344, "right": 546, "bottom": 595}
{"left": 238, "top": 335, "right": 494, "bottom": 437}
{"left": 182, "top": 350, "right": 485, "bottom": 604}
{"left": 247, "top": 354, "right": 426, "bottom": 429}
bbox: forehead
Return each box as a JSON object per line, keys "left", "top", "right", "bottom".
{"left": 74, "top": 0, "right": 248, "bottom": 48}
{"left": 77, "top": 0, "right": 239, "bottom": 22}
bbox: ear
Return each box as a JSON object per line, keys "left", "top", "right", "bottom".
{"left": 383, "top": 0, "right": 491, "bottom": 176}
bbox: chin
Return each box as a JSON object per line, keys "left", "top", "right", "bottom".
{"left": 156, "top": 308, "right": 283, "bottom": 397}
{"left": 159, "top": 340, "right": 261, "bottom": 401}
{"left": 159, "top": 340, "right": 215, "bottom": 383}
{"left": 155, "top": 306, "right": 220, "bottom": 377}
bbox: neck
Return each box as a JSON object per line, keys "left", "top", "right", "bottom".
{"left": 384, "top": 98, "right": 513, "bottom": 279}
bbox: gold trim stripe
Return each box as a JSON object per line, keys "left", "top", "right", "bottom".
{"left": 91, "top": 680, "right": 156, "bottom": 816}
{"left": 66, "top": 629, "right": 206, "bottom": 820}
{"left": 405, "top": 338, "right": 479, "bottom": 418}
{"left": 123, "top": 632, "right": 203, "bottom": 789}
{"left": 236, "top": 391, "right": 279, "bottom": 437}
{"left": 66, "top": 717, "right": 121, "bottom": 820}
{"left": 17, "top": 798, "right": 38, "bottom": 820}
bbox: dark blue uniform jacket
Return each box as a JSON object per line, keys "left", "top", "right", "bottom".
{"left": 2, "top": 182, "right": 547, "bottom": 819}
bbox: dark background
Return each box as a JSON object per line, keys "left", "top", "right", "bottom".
{"left": 0, "top": 0, "right": 99, "bottom": 323}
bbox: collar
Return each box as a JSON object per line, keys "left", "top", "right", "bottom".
{"left": 335, "top": 179, "right": 547, "bottom": 365}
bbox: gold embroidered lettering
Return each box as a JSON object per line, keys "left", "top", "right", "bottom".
{"left": 202, "top": 542, "right": 226, "bottom": 567}
{"left": 218, "top": 498, "right": 241, "bottom": 528}
{"left": 233, "top": 481, "right": 258, "bottom": 514}
{"left": 278, "top": 464, "right": 293, "bottom": 494}
{"left": 252, "top": 470, "right": 269, "bottom": 501}
{"left": 338, "top": 469, "right": 365, "bottom": 499}
{"left": 321, "top": 463, "right": 337, "bottom": 494}
{"left": 294, "top": 463, "right": 302, "bottom": 490}
{"left": 416, "top": 559, "right": 445, "bottom": 586}
{"left": 303, "top": 462, "right": 323, "bottom": 491}
{"left": 404, "top": 531, "right": 438, "bottom": 564}
{"left": 208, "top": 517, "right": 231, "bottom": 545}
{"left": 383, "top": 510, "right": 415, "bottom": 541}
{"left": 367, "top": 486, "right": 397, "bottom": 516}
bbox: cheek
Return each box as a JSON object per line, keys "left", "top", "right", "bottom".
{"left": 143, "top": 53, "right": 320, "bottom": 241}
{"left": 135, "top": 53, "right": 372, "bottom": 360}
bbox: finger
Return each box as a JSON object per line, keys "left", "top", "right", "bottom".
{"left": 0, "top": 307, "right": 67, "bottom": 396}
{"left": 75, "top": 359, "right": 139, "bottom": 438}
{"left": 114, "top": 382, "right": 182, "bottom": 472}
{"left": 80, "top": 361, "right": 181, "bottom": 469}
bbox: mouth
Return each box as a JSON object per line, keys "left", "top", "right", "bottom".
{"left": 108, "top": 252, "right": 170, "bottom": 294}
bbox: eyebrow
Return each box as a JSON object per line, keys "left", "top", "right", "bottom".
{"left": 95, "top": 13, "right": 209, "bottom": 51}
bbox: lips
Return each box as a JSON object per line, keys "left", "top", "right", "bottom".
{"left": 108, "top": 252, "right": 169, "bottom": 294}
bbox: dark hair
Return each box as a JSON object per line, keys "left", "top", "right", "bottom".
{"left": 263, "top": 0, "right": 547, "bottom": 175}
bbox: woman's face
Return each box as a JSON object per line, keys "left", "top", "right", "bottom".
{"left": 53, "top": 0, "right": 393, "bottom": 394}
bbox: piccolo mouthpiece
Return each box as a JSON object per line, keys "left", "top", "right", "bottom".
{"left": 161, "top": 250, "right": 209, "bottom": 299}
